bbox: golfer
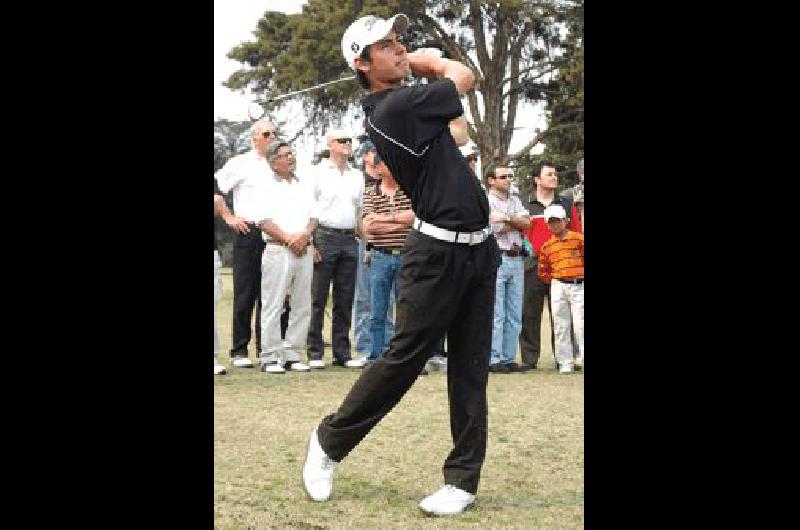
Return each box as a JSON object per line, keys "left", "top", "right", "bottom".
{"left": 303, "top": 13, "right": 500, "bottom": 516}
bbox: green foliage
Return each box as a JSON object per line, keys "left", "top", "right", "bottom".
{"left": 223, "top": 1, "right": 583, "bottom": 180}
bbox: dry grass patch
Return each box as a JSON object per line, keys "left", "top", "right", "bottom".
{"left": 215, "top": 269, "right": 583, "bottom": 529}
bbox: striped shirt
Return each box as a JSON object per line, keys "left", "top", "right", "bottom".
{"left": 362, "top": 181, "right": 413, "bottom": 250}
{"left": 537, "top": 231, "right": 584, "bottom": 283}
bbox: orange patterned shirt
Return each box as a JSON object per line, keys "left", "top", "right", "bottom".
{"left": 537, "top": 231, "right": 584, "bottom": 284}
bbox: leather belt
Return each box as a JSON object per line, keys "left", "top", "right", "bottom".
{"left": 501, "top": 249, "right": 524, "bottom": 257}
{"left": 412, "top": 218, "right": 491, "bottom": 245}
{"left": 555, "top": 277, "right": 583, "bottom": 284}
{"left": 318, "top": 225, "right": 355, "bottom": 235}
{"left": 373, "top": 247, "right": 403, "bottom": 256}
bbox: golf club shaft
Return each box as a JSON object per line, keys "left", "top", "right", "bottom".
{"left": 254, "top": 75, "right": 357, "bottom": 106}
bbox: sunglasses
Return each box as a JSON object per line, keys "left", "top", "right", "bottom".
{"left": 335, "top": 138, "right": 352, "bottom": 145}
{"left": 262, "top": 131, "right": 276, "bottom": 138}
{"left": 492, "top": 174, "right": 510, "bottom": 180}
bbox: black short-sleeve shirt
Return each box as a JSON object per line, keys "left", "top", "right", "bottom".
{"left": 361, "top": 78, "right": 489, "bottom": 232}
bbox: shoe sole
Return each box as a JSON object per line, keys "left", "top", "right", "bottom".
{"left": 418, "top": 501, "right": 475, "bottom": 517}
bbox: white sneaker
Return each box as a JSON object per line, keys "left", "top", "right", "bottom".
{"left": 308, "top": 359, "right": 326, "bottom": 369}
{"left": 213, "top": 362, "right": 226, "bottom": 375}
{"left": 286, "top": 361, "right": 310, "bottom": 372}
{"left": 419, "top": 484, "right": 476, "bottom": 516}
{"left": 345, "top": 358, "right": 366, "bottom": 368}
{"left": 232, "top": 357, "right": 254, "bottom": 368}
{"left": 302, "top": 427, "right": 337, "bottom": 501}
{"left": 261, "top": 362, "right": 285, "bottom": 374}
{"left": 559, "top": 362, "right": 574, "bottom": 374}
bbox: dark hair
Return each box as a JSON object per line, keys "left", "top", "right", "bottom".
{"left": 484, "top": 163, "right": 497, "bottom": 181}
{"left": 533, "top": 162, "right": 557, "bottom": 185}
{"left": 356, "top": 45, "right": 372, "bottom": 89}
{"left": 265, "top": 139, "right": 289, "bottom": 161}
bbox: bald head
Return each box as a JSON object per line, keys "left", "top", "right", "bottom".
{"left": 250, "top": 119, "right": 278, "bottom": 155}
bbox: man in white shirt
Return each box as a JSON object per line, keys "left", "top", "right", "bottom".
{"left": 485, "top": 164, "right": 531, "bottom": 373}
{"left": 254, "top": 140, "right": 318, "bottom": 373}
{"left": 214, "top": 119, "right": 278, "bottom": 368}
{"left": 306, "top": 129, "right": 366, "bottom": 369}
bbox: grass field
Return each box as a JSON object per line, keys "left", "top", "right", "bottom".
{"left": 214, "top": 268, "right": 584, "bottom": 529}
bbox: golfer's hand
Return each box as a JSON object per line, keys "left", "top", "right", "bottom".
{"left": 224, "top": 214, "right": 250, "bottom": 234}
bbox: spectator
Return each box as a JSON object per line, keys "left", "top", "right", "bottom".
{"left": 536, "top": 204, "right": 584, "bottom": 373}
{"left": 352, "top": 139, "right": 394, "bottom": 361}
{"left": 214, "top": 119, "right": 279, "bottom": 368}
{"left": 519, "top": 163, "right": 581, "bottom": 371}
{"left": 361, "top": 152, "right": 414, "bottom": 366}
{"left": 306, "top": 129, "right": 366, "bottom": 369}
{"left": 254, "top": 140, "right": 318, "bottom": 374}
{"left": 485, "top": 164, "right": 531, "bottom": 373}
{"left": 560, "top": 158, "right": 584, "bottom": 232}
{"left": 213, "top": 187, "right": 230, "bottom": 376}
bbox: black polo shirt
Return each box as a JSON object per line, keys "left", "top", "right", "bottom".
{"left": 361, "top": 78, "right": 489, "bottom": 232}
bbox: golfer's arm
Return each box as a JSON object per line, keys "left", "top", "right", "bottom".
{"left": 408, "top": 54, "right": 475, "bottom": 95}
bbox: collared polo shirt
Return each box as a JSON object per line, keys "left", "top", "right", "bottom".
{"left": 253, "top": 171, "right": 317, "bottom": 238}
{"left": 537, "top": 231, "right": 584, "bottom": 283}
{"left": 214, "top": 149, "right": 274, "bottom": 223}
{"left": 487, "top": 190, "right": 529, "bottom": 251}
{"left": 311, "top": 158, "right": 363, "bottom": 230}
{"left": 361, "top": 78, "right": 489, "bottom": 232}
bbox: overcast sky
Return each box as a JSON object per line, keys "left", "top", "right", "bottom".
{"left": 214, "top": 0, "right": 306, "bottom": 121}
{"left": 214, "top": 0, "right": 545, "bottom": 158}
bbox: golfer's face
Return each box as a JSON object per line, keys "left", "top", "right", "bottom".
{"left": 368, "top": 31, "right": 409, "bottom": 81}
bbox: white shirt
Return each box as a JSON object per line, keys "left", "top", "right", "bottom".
{"left": 311, "top": 158, "right": 364, "bottom": 229}
{"left": 214, "top": 150, "right": 273, "bottom": 222}
{"left": 488, "top": 191, "right": 529, "bottom": 250}
{"left": 253, "top": 172, "right": 317, "bottom": 240}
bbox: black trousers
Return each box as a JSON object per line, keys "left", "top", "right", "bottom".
{"left": 230, "top": 228, "right": 265, "bottom": 356}
{"left": 519, "top": 262, "right": 555, "bottom": 367}
{"left": 318, "top": 230, "right": 501, "bottom": 494}
{"left": 307, "top": 230, "right": 358, "bottom": 363}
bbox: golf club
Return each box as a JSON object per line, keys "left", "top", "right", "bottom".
{"left": 248, "top": 75, "right": 357, "bottom": 121}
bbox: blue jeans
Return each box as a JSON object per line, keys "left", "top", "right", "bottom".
{"left": 368, "top": 250, "right": 402, "bottom": 360}
{"left": 352, "top": 240, "right": 373, "bottom": 354}
{"left": 490, "top": 255, "right": 524, "bottom": 366}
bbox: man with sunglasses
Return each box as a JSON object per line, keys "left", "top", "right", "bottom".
{"left": 485, "top": 164, "right": 531, "bottom": 373}
{"left": 303, "top": 14, "right": 500, "bottom": 516}
{"left": 305, "top": 129, "right": 366, "bottom": 369}
{"left": 215, "top": 119, "right": 280, "bottom": 369}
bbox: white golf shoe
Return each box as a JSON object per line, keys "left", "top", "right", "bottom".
{"left": 213, "top": 361, "right": 226, "bottom": 375}
{"left": 261, "top": 362, "right": 286, "bottom": 374}
{"left": 286, "top": 361, "right": 310, "bottom": 372}
{"left": 418, "top": 484, "right": 476, "bottom": 516}
{"left": 302, "top": 427, "right": 337, "bottom": 501}
{"left": 308, "top": 359, "right": 326, "bottom": 369}
{"left": 231, "top": 357, "right": 254, "bottom": 368}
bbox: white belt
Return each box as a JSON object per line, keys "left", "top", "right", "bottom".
{"left": 412, "top": 218, "right": 491, "bottom": 245}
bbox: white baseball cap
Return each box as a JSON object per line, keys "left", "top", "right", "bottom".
{"left": 543, "top": 204, "right": 567, "bottom": 221}
{"left": 341, "top": 14, "right": 409, "bottom": 71}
